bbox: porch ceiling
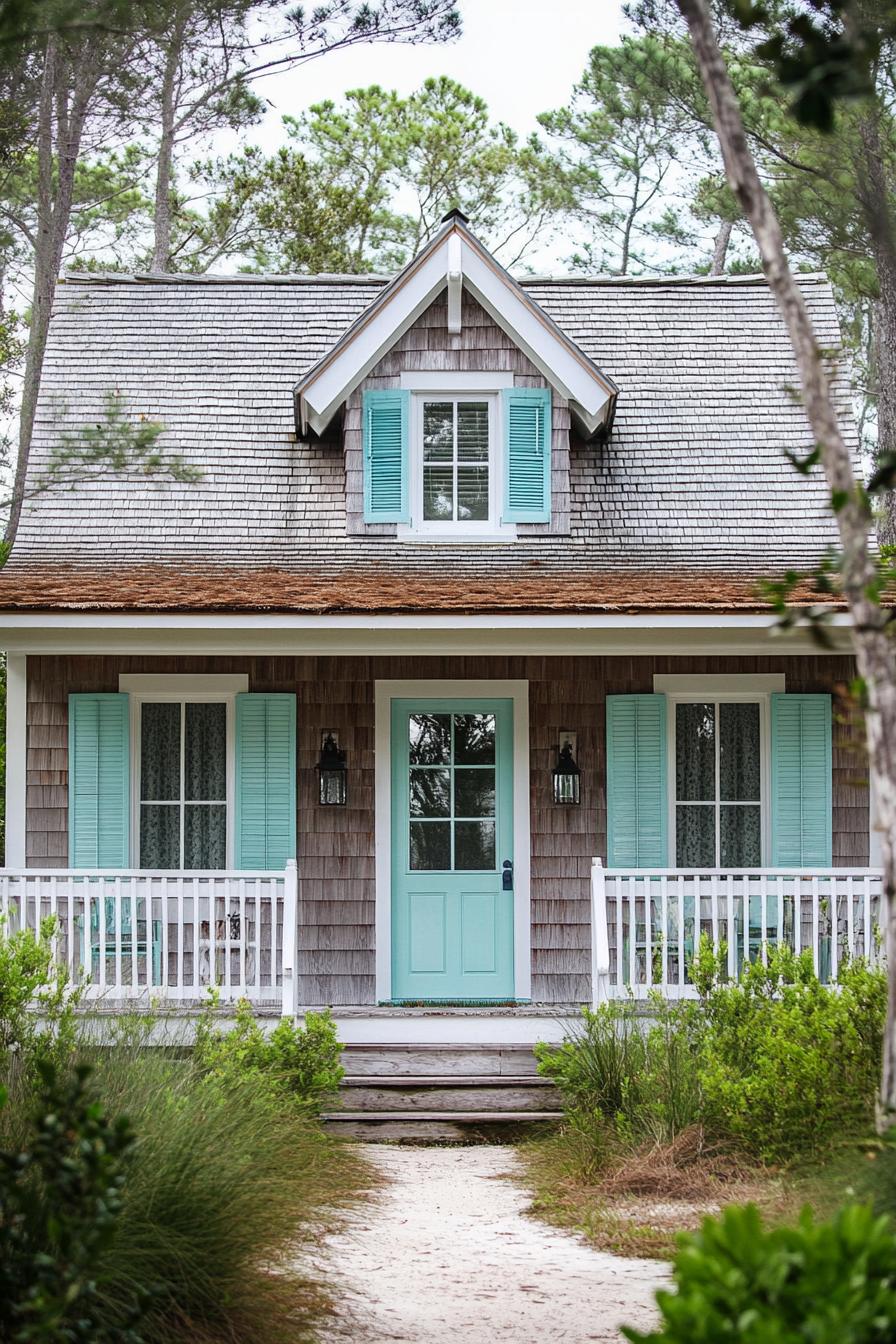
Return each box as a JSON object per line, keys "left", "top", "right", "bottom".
{"left": 0, "top": 563, "right": 852, "bottom": 616}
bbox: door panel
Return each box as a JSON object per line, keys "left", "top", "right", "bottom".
{"left": 391, "top": 698, "right": 514, "bottom": 1001}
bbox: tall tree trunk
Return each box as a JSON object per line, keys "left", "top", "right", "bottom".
{"left": 857, "top": 110, "right": 896, "bottom": 549}
{"left": 676, "top": 0, "right": 896, "bottom": 1129}
{"left": 150, "top": 30, "right": 181, "bottom": 272}
{"left": 5, "top": 40, "right": 103, "bottom": 546}
{"left": 710, "top": 218, "right": 732, "bottom": 275}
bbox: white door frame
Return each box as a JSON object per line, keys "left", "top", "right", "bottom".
{"left": 374, "top": 678, "right": 531, "bottom": 1003}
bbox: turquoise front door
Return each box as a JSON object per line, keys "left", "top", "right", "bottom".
{"left": 391, "top": 698, "right": 515, "bottom": 1002}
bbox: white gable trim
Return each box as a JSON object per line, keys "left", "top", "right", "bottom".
{"left": 295, "top": 220, "right": 617, "bottom": 438}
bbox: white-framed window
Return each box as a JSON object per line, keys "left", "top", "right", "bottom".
{"left": 655, "top": 675, "right": 783, "bottom": 870}
{"left": 398, "top": 373, "right": 516, "bottom": 540}
{"left": 120, "top": 675, "right": 245, "bottom": 870}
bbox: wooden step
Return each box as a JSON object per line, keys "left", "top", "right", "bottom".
{"left": 323, "top": 1109, "right": 564, "bottom": 1142}
{"left": 341, "top": 1074, "right": 554, "bottom": 1087}
{"left": 340, "top": 1044, "right": 541, "bottom": 1077}
{"left": 337, "top": 1081, "right": 556, "bottom": 1114}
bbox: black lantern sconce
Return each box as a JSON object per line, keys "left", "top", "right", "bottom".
{"left": 552, "top": 730, "right": 581, "bottom": 805}
{"left": 317, "top": 731, "right": 347, "bottom": 806}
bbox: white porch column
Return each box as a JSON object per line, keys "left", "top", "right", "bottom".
{"left": 591, "top": 857, "right": 611, "bottom": 1007}
{"left": 5, "top": 653, "right": 26, "bottom": 867}
{"left": 281, "top": 858, "right": 298, "bottom": 1018}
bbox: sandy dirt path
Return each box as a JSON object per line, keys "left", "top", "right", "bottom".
{"left": 314, "top": 1144, "right": 669, "bottom": 1343}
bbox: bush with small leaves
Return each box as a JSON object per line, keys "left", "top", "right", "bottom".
{"left": 195, "top": 994, "right": 343, "bottom": 1112}
{"left": 623, "top": 1202, "right": 896, "bottom": 1344}
{"left": 0, "top": 1062, "right": 146, "bottom": 1343}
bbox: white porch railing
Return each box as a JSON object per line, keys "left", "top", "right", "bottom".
{"left": 591, "top": 859, "right": 886, "bottom": 1002}
{"left": 0, "top": 862, "right": 298, "bottom": 1013}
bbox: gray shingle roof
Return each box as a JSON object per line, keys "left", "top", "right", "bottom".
{"left": 5, "top": 270, "right": 858, "bottom": 588}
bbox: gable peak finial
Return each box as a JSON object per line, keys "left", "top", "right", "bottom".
{"left": 441, "top": 207, "right": 469, "bottom": 226}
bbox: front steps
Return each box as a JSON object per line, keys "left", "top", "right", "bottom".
{"left": 324, "top": 1043, "right": 564, "bottom": 1141}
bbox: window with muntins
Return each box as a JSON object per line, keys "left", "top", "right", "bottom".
{"left": 674, "top": 700, "right": 763, "bottom": 868}
{"left": 139, "top": 701, "right": 228, "bottom": 869}
{"left": 417, "top": 395, "right": 495, "bottom": 530}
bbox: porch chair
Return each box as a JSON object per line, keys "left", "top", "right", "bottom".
{"left": 78, "top": 895, "right": 162, "bottom": 989}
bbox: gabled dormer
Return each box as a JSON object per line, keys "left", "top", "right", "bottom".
{"left": 294, "top": 212, "right": 617, "bottom": 542}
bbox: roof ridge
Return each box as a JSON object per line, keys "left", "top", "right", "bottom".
{"left": 59, "top": 269, "right": 831, "bottom": 289}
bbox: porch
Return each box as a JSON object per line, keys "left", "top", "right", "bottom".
{"left": 1, "top": 861, "right": 884, "bottom": 1023}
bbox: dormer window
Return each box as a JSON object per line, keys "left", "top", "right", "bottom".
{"left": 419, "top": 396, "right": 494, "bottom": 532}
{"left": 361, "top": 382, "right": 552, "bottom": 539}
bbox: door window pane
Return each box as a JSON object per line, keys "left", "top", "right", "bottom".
{"left": 141, "top": 703, "right": 180, "bottom": 801}
{"left": 410, "top": 769, "right": 450, "bottom": 817}
{"left": 140, "top": 804, "right": 180, "bottom": 869}
{"left": 455, "top": 821, "right": 496, "bottom": 871}
{"left": 185, "top": 703, "right": 226, "bottom": 801}
{"left": 454, "top": 714, "right": 495, "bottom": 764}
{"left": 454, "top": 769, "right": 495, "bottom": 817}
{"left": 676, "top": 805, "right": 716, "bottom": 868}
{"left": 676, "top": 703, "right": 715, "bottom": 802}
{"left": 410, "top": 821, "right": 451, "bottom": 871}
{"left": 720, "top": 703, "right": 761, "bottom": 801}
{"left": 721, "top": 805, "right": 762, "bottom": 868}
{"left": 409, "top": 714, "right": 450, "bottom": 764}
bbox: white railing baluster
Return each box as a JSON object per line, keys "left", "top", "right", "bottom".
{"left": 224, "top": 879, "right": 232, "bottom": 998}
{"left": 760, "top": 873, "right": 769, "bottom": 966}
{"left": 239, "top": 879, "right": 247, "bottom": 993}
{"left": 114, "top": 877, "right": 123, "bottom": 992}
{"left": 615, "top": 878, "right": 623, "bottom": 991}
{"left": 193, "top": 877, "right": 201, "bottom": 998}
{"left": 628, "top": 876, "right": 637, "bottom": 993}
{"left": 255, "top": 878, "right": 262, "bottom": 999}
{"left": 793, "top": 878, "right": 801, "bottom": 957}
{"left": 726, "top": 873, "right": 736, "bottom": 980}
{"left": 710, "top": 873, "right": 719, "bottom": 963}
{"left": 775, "top": 875, "right": 784, "bottom": 954}
{"left": 830, "top": 878, "right": 839, "bottom": 982}
{"left": 677, "top": 879, "right": 685, "bottom": 993}
{"left": 660, "top": 874, "right": 669, "bottom": 989}
{"left": 846, "top": 872, "right": 855, "bottom": 962}
{"left": 644, "top": 876, "right": 652, "bottom": 991}
{"left": 812, "top": 876, "right": 821, "bottom": 977}
{"left": 864, "top": 872, "right": 873, "bottom": 963}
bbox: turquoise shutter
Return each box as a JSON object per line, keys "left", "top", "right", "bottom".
{"left": 502, "top": 386, "right": 551, "bottom": 523}
{"left": 235, "top": 694, "right": 297, "bottom": 870}
{"left": 770, "top": 693, "right": 832, "bottom": 867}
{"left": 363, "top": 388, "right": 410, "bottom": 523}
{"left": 68, "top": 694, "right": 130, "bottom": 868}
{"left": 606, "top": 694, "right": 668, "bottom": 868}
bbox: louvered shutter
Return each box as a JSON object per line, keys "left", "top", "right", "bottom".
{"left": 770, "top": 693, "right": 832, "bottom": 867}
{"left": 502, "top": 386, "right": 551, "bottom": 523}
{"left": 235, "top": 694, "right": 297, "bottom": 870}
{"left": 68, "top": 694, "right": 130, "bottom": 868}
{"left": 606, "top": 694, "right": 668, "bottom": 868}
{"left": 362, "top": 388, "right": 410, "bottom": 523}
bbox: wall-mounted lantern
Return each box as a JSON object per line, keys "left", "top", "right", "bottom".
{"left": 317, "top": 731, "right": 347, "bottom": 806}
{"left": 552, "top": 730, "right": 581, "bottom": 805}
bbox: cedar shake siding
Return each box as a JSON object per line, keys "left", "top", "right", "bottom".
{"left": 26, "top": 653, "right": 868, "bottom": 1006}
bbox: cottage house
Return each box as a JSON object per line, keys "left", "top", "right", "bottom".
{"left": 0, "top": 212, "right": 882, "bottom": 1051}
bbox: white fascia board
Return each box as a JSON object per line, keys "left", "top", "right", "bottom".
{"left": 0, "top": 613, "right": 856, "bottom": 658}
{"left": 301, "top": 242, "right": 450, "bottom": 434}
{"left": 460, "top": 242, "right": 614, "bottom": 426}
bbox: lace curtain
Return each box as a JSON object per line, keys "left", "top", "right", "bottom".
{"left": 675, "top": 702, "right": 761, "bottom": 868}
{"left": 140, "top": 702, "right": 226, "bottom": 870}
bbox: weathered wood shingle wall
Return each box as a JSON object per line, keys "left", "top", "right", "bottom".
{"left": 25, "top": 653, "right": 866, "bottom": 1004}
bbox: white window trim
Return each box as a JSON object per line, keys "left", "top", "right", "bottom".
{"left": 654, "top": 674, "right": 785, "bottom": 869}
{"left": 374, "top": 678, "right": 531, "bottom": 1004}
{"left": 397, "top": 386, "right": 518, "bottom": 543}
{"left": 119, "top": 674, "right": 247, "bottom": 869}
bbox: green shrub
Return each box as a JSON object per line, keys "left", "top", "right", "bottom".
{"left": 540, "top": 945, "right": 886, "bottom": 1170}
{"left": 623, "top": 1202, "right": 896, "bottom": 1344}
{"left": 536, "top": 997, "right": 701, "bottom": 1150}
{"left": 697, "top": 947, "right": 886, "bottom": 1163}
{"left": 0, "top": 915, "right": 79, "bottom": 1074}
{"left": 0, "top": 1062, "right": 145, "bottom": 1343}
{"left": 195, "top": 996, "right": 344, "bottom": 1111}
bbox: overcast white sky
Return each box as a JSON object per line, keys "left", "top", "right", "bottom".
{"left": 249, "top": 0, "right": 627, "bottom": 151}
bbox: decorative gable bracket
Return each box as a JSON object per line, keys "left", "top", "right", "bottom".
{"left": 294, "top": 213, "right": 618, "bottom": 441}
